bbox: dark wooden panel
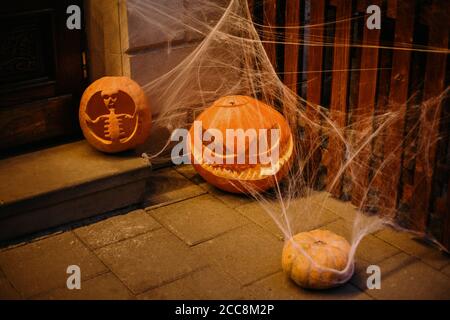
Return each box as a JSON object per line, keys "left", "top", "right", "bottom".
{"left": 306, "top": 0, "right": 325, "bottom": 106}
{"left": 0, "top": 8, "right": 56, "bottom": 100}
{"left": 410, "top": 1, "right": 449, "bottom": 231}
{"left": 0, "top": 95, "right": 78, "bottom": 149}
{"left": 323, "top": 0, "right": 352, "bottom": 196}
{"left": 263, "top": 0, "right": 277, "bottom": 68}
{"left": 283, "top": 0, "right": 300, "bottom": 92}
{"left": 305, "top": 0, "right": 325, "bottom": 179}
{"left": 379, "top": 0, "right": 415, "bottom": 217}
{"left": 444, "top": 175, "right": 450, "bottom": 248}
{"left": 387, "top": 0, "right": 397, "bottom": 19}
{"left": 351, "top": 0, "right": 382, "bottom": 205}
{"left": 0, "top": 0, "right": 86, "bottom": 151}
{"left": 53, "top": 0, "right": 85, "bottom": 95}
{"left": 247, "top": 0, "right": 255, "bottom": 14}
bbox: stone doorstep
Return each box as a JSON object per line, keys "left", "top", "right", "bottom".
{"left": 0, "top": 141, "right": 152, "bottom": 243}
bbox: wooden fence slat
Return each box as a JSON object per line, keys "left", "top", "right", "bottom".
{"left": 247, "top": 0, "right": 255, "bottom": 13}
{"left": 306, "top": 0, "right": 325, "bottom": 106}
{"left": 324, "top": 0, "right": 352, "bottom": 196}
{"left": 370, "top": 46, "right": 393, "bottom": 206}
{"left": 263, "top": 0, "right": 277, "bottom": 68}
{"left": 352, "top": 0, "right": 382, "bottom": 205}
{"left": 305, "top": 0, "right": 325, "bottom": 178}
{"left": 445, "top": 175, "right": 450, "bottom": 249}
{"left": 379, "top": 0, "right": 415, "bottom": 216}
{"left": 284, "top": 0, "right": 300, "bottom": 92}
{"left": 387, "top": 0, "right": 397, "bottom": 19}
{"left": 410, "top": 2, "right": 449, "bottom": 231}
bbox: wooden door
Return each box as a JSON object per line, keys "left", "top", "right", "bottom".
{"left": 0, "top": 0, "right": 87, "bottom": 154}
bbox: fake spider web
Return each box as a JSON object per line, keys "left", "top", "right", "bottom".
{"left": 126, "top": 0, "right": 449, "bottom": 286}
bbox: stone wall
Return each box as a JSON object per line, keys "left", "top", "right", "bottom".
{"left": 84, "top": 0, "right": 209, "bottom": 158}
{"left": 84, "top": 0, "right": 204, "bottom": 116}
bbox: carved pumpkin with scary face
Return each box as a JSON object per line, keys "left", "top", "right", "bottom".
{"left": 79, "top": 76, "right": 152, "bottom": 153}
{"left": 189, "top": 95, "right": 293, "bottom": 193}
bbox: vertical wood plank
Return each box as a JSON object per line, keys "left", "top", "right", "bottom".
{"left": 247, "top": 0, "right": 255, "bottom": 17}
{"left": 379, "top": 0, "right": 415, "bottom": 216}
{"left": 324, "top": 0, "right": 352, "bottom": 196}
{"left": 284, "top": 0, "right": 300, "bottom": 92}
{"left": 410, "top": 2, "right": 449, "bottom": 230}
{"left": 444, "top": 175, "right": 450, "bottom": 249}
{"left": 387, "top": 0, "right": 397, "bottom": 19}
{"left": 306, "top": 0, "right": 325, "bottom": 106}
{"left": 370, "top": 46, "right": 394, "bottom": 208}
{"left": 305, "top": 0, "right": 325, "bottom": 176}
{"left": 263, "top": 0, "right": 277, "bottom": 68}
{"left": 351, "top": 0, "right": 382, "bottom": 204}
{"left": 247, "top": 0, "right": 255, "bottom": 12}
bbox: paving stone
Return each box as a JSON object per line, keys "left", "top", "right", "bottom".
{"left": 0, "top": 276, "right": 21, "bottom": 300}
{"left": 74, "top": 209, "right": 161, "bottom": 249}
{"left": 0, "top": 232, "right": 107, "bottom": 298}
{"left": 201, "top": 183, "right": 255, "bottom": 209}
{"left": 236, "top": 198, "right": 340, "bottom": 241}
{"left": 150, "top": 194, "right": 249, "bottom": 246}
{"left": 138, "top": 266, "right": 244, "bottom": 300}
{"left": 351, "top": 257, "right": 372, "bottom": 277}
{"left": 34, "top": 273, "right": 135, "bottom": 300}
{"left": 441, "top": 264, "right": 450, "bottom": 278}
{"left": 193, "top": 224, "right": 283, "bottom": 286}
{"left": 145, "top": 168, "right": 205, "bottom": 208}
{"left": 174, "top": 164, "right": 199, "bottom": 181}
{"left": 137, "top": 279, "right": 200, "bottom": 300}
{"left": 174, "top": 165, "right": 255, "bottom": 208}
{"left": 95, "top": 228, "right": 207, "bottom": 294}
{"left": 324, "top": 219, "right": 400, "bottom": 264}
{"left": 375, "top": 227, "right": 450, "bottom": 270}
{"left": 351, "top": 253, "right": 450, "bottom": 300}
{"left": 288, "top": 196, "right": 342, "bottom": 232}
{"left": 420, "top": 250, "right": 450, "bottom": 270}
{"left": 235, "top": 202, "right": 285, "bottom": 240}
{"left": 309, "top": 191, "right": 358, "bottom": 221}
{"left": 245, "top": 272, "right": 371, "bottom": 300}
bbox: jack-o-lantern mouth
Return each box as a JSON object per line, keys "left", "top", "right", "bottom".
{"left": 191, "top": 134, "right": 293, "bottom": 181}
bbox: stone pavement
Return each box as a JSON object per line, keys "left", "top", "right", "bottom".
{"left": 1, "top": 165, "right": 449, "bottom": 300}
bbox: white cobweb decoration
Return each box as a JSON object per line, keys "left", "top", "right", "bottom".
{"left": 126, "top": 0, "right": 449, "bottom": 287}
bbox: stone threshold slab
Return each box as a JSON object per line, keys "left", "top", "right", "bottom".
{"left": 0, "top": 141, "right": 152, "bottom": 242}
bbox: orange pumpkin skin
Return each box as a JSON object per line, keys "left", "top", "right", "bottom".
{"left": 282, "top": 229, "right": 354, "bottom": 289}
{"left": 189, "top": 95, "right": 293, "bottom": 193}
{"left": 79, "top": 76, "right": 152, "bottom": 153}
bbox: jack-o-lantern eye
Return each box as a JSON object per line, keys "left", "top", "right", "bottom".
{"left": 79, "top": 76, "right": 152, "bottom": 153}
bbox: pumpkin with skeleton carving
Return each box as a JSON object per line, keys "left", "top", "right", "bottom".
{"left": 79, "top": 76, "right": 152, "bottom": 153}
{"left": 189, "top": 95, "right": 293, "bottom": 193}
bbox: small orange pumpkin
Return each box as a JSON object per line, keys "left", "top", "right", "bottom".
{"left": 79, "top": 76, "right": 152, "bottom": 153}
{"left": 189, "top": 95, "right": 293, "bottom": 193}
{"left": 282, "top": 229, "right": 354, "bottom": 289}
